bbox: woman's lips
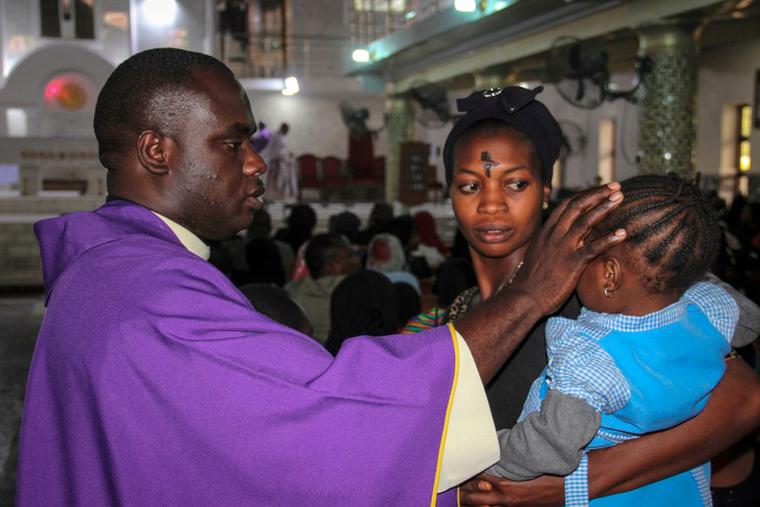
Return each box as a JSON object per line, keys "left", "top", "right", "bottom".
{"left": 473, "top": 225, "right": 514, "bottom": 243}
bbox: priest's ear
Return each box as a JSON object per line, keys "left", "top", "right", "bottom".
{"left": 136, "top": 130, "right": 175, "bottom": 176}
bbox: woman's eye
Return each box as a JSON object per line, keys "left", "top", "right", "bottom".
{"left": 506, "top": 180, "right": 528, "bottom": 191}
{"left": 457, "top": 183, "right": 479, "bottom": 194}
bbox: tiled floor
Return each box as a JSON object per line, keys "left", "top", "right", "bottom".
{"left": 0, "top": 296, "right": 44, "bottom": 506}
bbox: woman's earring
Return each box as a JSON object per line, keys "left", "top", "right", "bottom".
{"left": 542, "top": 201, "right": 549, "bottom": 210}
{"left": 603, "top": 285, "right": 615, "bottom": 299}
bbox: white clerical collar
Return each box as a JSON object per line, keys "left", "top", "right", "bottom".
{"left": 151, "top": 211, "right": 211, "bottom": 261}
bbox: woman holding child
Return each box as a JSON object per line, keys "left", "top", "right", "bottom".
{"left": 435, "top": 85, "right": 760, "bottom": 505}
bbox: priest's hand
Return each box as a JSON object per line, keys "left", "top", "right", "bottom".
{"left": 455, "top": 182, "right": 626, "bottom": 383}
{"left": 509, "top": 182, "right": 626, "bottom": 317}
{"left": 459, "top": 473, "right": 564, "bottom": 507}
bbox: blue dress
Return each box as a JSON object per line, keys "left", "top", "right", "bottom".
{"left": 518, "top": 282, "right": 738, "bottom": 506}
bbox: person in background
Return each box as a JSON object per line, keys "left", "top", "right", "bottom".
{"left": 238, "top": 283, "right": 313, "bottom": 337}
{"left": 289, "top": 240, "right": 310, "bottom": 281}
{"left": 356, "top": 202, "right": 394, "bottom": 245}
{"left": 259, "top": 122, "right": 297, "bottom": 201}
{"left": 366, "top": 233, "right": 421, "bottom": 295}
{"left": 285, "top": 232, "right": 360, "bottom": 343}
{"left": 250, "top": 121, "right": 271, "bottom": 153}
{"left": 329, "top": 211, "right": 362, "bottom": 245}
{"left": 414, "top": 211, "right": 449, "bottom": 255}
{"left": 393, "top": 281, "right": 421, "bottom": 331}
{"left": 387, "top": 215, "right": 416, "bottom": 251}
{"left": 325, "top": 270, "right": 399, "bottom": 355}
{"left": 242, "top": 237, "right": 285, "bottom": 286}
{"left": 274, "top": 203, "right": 316, "bottom": 255}
{"left": 387, "top": 215, "right": 434, "bottom": 279}
{"left": 246, "top": 209, "right": 294, "bottom": 282}
{"left": 411, "top": 211, "right": 448, "bottom": 274}
{"left": 403, "top": 258, "right": 477, "bottom": 334}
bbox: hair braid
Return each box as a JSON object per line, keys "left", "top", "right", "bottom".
{"left": 594, "top": 174, "right": 719, "bottom": 295}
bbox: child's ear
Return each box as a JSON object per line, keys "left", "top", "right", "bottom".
{"left": 604, "top": 257, "right": 622, "bottom": 290}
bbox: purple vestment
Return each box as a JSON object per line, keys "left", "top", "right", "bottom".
{"left": 18, "top": 200, "right": 459, "bottom": 506}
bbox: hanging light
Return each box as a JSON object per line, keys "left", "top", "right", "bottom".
{"left": 352, "top": 49, "right": 370, "bottom": 63}
{"left": 282, "top": 76, "right": 299, "bottom": 96}
{"left": 141, "top": 0, "right": 178, "bottom": 27}
{"left": 454, "top": 0, "right": 477, "bottom": 12}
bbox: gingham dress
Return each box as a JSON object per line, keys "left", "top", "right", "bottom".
{"left": 518, "top": 282, "right": 738, "bottom": 507}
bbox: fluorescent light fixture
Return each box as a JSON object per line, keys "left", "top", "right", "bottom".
{"left": 282, "top": 76, "right": 299, "bottom": 96}
{"left": 455, "top": 0, "right": 477, "bottom": 12}
{"left": 352, "top": 49, "right": 370, "bottom": 63}
{"left": 141, "top": 0, "right": 177, "bottom": 27}
{"left": 6, "top": 109, "right": 27, "bottom": 137}
{"left": 405, "top": 11, "right": 416, "bottom": 20}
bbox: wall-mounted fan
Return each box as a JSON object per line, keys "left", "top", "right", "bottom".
{"left": 546, "top": 35, "right": 651, "bottom": 109}
{"left": 408, "top": 81, "right": 454, "bottom": 129}
{"left": 340, "top": 102, "right": 385, "bottom": 139}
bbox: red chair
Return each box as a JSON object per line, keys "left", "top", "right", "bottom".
{"left": 372, "top": 156, "right": 385, "bottom": 183}
{"left": 297, "top": 154, "right": 319, "bottom": 200}
{"left": 320, "top": 156, "right": 346, "bottom": 201}
{"left": 348, "top": 134, "right": 384, "bottom": 200}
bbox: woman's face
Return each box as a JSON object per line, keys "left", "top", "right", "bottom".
{"left": 450, "top": 131, "right": 550, "bottom": 260}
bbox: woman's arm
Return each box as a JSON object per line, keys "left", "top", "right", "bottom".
{"left": 460, "top": 358, "right": 760, "bottom": 506}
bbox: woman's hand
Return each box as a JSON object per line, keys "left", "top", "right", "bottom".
{"left": 459, "top": 473, "right": 564, "bottom": 507}
{"left": 511, "top": 182, "right": 625, "bottom": 316}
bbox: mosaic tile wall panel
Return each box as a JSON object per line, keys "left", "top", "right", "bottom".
{"left": 386, "top": 98, "right": 415, "bottom": 202}
{"left": 639, "top": 40, "right": 697, "bottom": 178}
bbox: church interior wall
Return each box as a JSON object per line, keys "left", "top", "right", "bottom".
{"left": 412, "top": 80, "right": 641, "bottom": 195}
{"left": 247, "top": 90, "right": 387, "bottom": 160}
{"left": 696, "top": 35, "right": 760, "bottom": 195}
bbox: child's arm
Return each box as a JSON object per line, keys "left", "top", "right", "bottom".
{"left": 488, "top": 333, "right": 629, "bottom": 480}
{"left": 487, "top": 390, "right": 600, "bottom": 480}
{"left": 459, "top": 357, "right": 760, "bottom": 507}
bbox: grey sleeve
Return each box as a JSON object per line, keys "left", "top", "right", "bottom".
{"left": 487, "top": 390, "right": 600, "bottom": 481}
{"left": 704, "top": 272, "right": 760, "bottom": 348}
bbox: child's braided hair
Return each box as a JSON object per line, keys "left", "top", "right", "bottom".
{"left": 595, "top": 174, "right": 720, "bottom": 295}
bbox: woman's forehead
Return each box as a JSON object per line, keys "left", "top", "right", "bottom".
{"left": 455, "top": 138, "right": 534, "bottom": 165}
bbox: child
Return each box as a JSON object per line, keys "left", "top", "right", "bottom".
{"left": 488, "top": 174, "right": 739, "bottom": 507}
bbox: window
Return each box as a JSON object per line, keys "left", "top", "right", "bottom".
{"left": 737, "top": 104, "right": 752, "bottom": 172}
{"left": 736, "top": 104, "right": 752, "bottom": 195}
{"left": 39, "top": 0, "right": 95, "bottom": 39}
{"left": 0, "top": 164, "right": 21, "bottom": 197}
{"left": 598, "top": 118, "right": 616, "bottom": 184}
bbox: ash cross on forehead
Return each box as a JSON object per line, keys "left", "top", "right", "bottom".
{"left": 481, "top": 151, "right": 500, "bottom": 177}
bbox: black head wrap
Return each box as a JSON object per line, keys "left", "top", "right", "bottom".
{"left": 443, "top": 86, "right": 562, "bottom": 187}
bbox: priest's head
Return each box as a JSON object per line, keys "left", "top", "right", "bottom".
{"left": 94, "top": 48, "right": 267, "bottom": 241}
